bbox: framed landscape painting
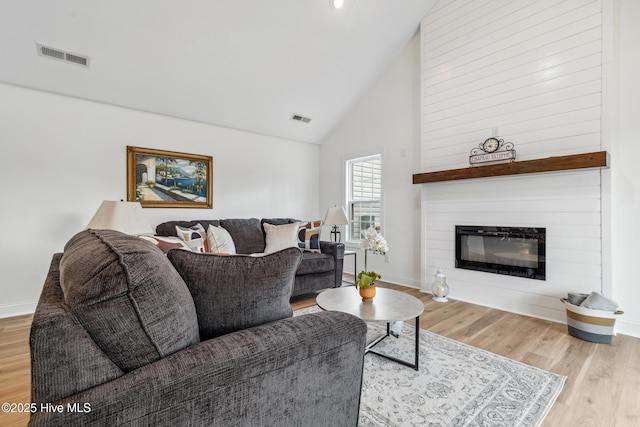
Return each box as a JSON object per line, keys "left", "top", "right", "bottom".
{"left": 126, "top": 146, "right": 213, "bottom": 208}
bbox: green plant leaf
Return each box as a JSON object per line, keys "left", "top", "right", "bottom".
{"left": 356, "top": 270, "right": 381, "bottom": 289}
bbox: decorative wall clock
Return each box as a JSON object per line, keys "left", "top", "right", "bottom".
{"left": 481, "top": 137, "right": 500, "bottom": 153}
{"left": 470, "top": 137, "right": 516, "bottom": 166}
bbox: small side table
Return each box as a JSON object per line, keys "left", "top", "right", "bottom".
{"left": 343, "top": 250, "right": 357, "bottom": 285}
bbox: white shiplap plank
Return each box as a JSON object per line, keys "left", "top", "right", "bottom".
{"left": 423, "top": 56, "right": 602, "bottom": 116}
{"left": 509, "top": 120, "right": 601, "bottom": 145}
{"left": 423, "top": 0, "right": 535, "bottom": 55}
{"left": 423, "top": 93, "right": 601, "bottom": 143}
{"left": 423, "top": 15, "right": 602, "bottom": 88}
{"left": 423, "top": 72, "right": 602, "bottom": 128}
{"left": 552, "top": 248, "right": 602, "bottom": 265}
{"left": 423, "top": 30, "right": 602, "bottom": 95}
{"left": 421, "top": 0, "right": 478, "bottom": 36}
{"left": 423, "top": 1, "right": 601, "bottom": 72}
{"left": 421, "top": 107, "right": 601, "bottom": 154}
{"left": 422, "top": 0, "right": 509, "bottom": 45}
{"left": 495, "top": 110, "right": 602, "bottom": 145}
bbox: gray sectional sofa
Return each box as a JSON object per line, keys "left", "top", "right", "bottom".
{"left": 29, "top": 229, "right": 366, "bottom": 426}
{"left": 155, "top": 218, "right": 345, "bottom": 297}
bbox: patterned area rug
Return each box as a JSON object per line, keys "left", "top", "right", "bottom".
{"left": 295, "top": 306, "right": 566, "bottom": 427}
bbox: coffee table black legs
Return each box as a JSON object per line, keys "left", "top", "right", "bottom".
{"left": 364, "top": 316, "right": 420, "bottom": 371}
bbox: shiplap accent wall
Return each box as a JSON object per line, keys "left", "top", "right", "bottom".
{"left": 420, "top": 0, "right": 604, "bottom": 322}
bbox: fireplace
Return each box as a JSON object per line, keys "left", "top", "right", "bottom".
{"left": 455, "top": 226, "right": 546, "bottom": 280}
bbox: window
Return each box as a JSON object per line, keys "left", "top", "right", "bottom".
{"left": 346, "top": 154, "right": 382, "bottom": 241}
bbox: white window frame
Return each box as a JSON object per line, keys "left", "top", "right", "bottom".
{"left": 345, "top": 153, "right": 383, "bottom": 244}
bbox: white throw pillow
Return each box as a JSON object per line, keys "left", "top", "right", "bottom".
{"left": 263, "top": 222, "right": 302, "bottom": 254}
{"left": 207, "top": 225, "right": 237, "bottom": 254}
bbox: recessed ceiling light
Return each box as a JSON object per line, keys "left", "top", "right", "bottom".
{"left": 330, "top": 0, "right": 345, "bottom": 10}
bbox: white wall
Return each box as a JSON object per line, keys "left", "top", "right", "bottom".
{"left": 0, "top": 82, "right": 320, "bottom": 317}
{"left": 611, "top": 0, "right": 640, "bottom": 335}
{"left": 320, "top": 32, "right": 422, "bottom": 287}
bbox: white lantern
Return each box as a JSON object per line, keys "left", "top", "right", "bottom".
{"left": 431, "top": 269, "right": 449, "bottom": 302}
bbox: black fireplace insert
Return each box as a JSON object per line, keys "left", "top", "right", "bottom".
{"left": 455, "top": 225, "right": 546, "bottom": 280}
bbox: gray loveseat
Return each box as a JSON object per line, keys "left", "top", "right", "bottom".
{"left": 156, "top": 218, "right": 345, "bottom": 297}
{"left": 30, "top": 229, "right": 366, "bottom": 426}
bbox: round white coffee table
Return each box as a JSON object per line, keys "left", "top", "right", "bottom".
{"left": 316, "top": 287, "right": 424, "bottom": 370}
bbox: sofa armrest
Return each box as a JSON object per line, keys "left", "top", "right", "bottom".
{"left": 29, "top": 311, "right": 366, "bottom": 427}
{"left": 319, "top": 240, "right": 345, "bottom": 259}
{"left": 320, "top": 241, "right": 345, "bottom": 287}
{"left": 30, "top": 255, "right": 124, "bottom": 405}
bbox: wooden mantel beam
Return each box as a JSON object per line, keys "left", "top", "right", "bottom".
{"left": 412, "top": 151, "right": 608, "bottom": 184}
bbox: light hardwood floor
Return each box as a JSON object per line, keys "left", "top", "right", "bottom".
{"left": 1, "top": 281, "right": 639, "bottom": 426}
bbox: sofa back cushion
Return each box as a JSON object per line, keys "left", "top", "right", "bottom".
{"left": 167, "top": 247, "right": 302, "bottom": 340}
{"left": 219, "top": 218, "right": 264, "bottom": 254}
{"left": 261, "top": 217, "right": 299, "bottom": 226}
{"left": 59, "top": 229, "right": 200, "bottom": 372}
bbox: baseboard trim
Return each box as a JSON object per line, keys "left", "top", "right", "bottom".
{"left": 375, "top": 274, "right": 422, "bottom": 290}
{"left": 616, "top": 319, "right": 640, "bottom": 339}
{"left": 0, "top": 301, "right": 36, "bottom": 319}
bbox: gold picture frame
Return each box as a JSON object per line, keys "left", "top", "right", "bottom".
{"left": 127, "top": 146, "right": 213, "bottom": 208}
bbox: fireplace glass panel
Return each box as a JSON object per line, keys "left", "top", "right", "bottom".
{"left": 455, "top": 226, "right": 546, "bottom": 280}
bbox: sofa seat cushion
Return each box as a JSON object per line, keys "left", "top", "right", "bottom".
{"left": 167, "top": 247, "right": 302, "bottom": 340}
{"left": 59, "top": 229, "right": 200, "bottom": 372}
{"left": 296, "top": 252, "right": 335, "bottom": 275}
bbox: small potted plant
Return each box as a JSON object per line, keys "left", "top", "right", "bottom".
{"left": 356, "top": 227, "right": 389, "bottom": 302}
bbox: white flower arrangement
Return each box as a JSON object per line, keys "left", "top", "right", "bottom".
{"left": 360, "top": 227, "right": 389, "bottom": 255}
{"left": 356, "top": 228, "right": 389, "bottom": 289}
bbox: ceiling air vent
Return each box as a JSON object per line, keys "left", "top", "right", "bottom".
{"left": 291, "top": 114, "right": 312, "bottom": 124}
{"left": 37, "top": 43, "right": 90, "bottom": 68}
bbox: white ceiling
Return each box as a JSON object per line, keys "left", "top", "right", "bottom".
{"left": 0, "top": 1, "right": 437, "bottom": 144}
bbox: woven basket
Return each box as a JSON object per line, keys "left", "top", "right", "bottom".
{"left": 561, "top": 298, "right": 624, "bottom": 344}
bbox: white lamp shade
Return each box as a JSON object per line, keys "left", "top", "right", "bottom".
{"left": 324, "top": 206, "right": 348, "bottom": 226}
{"left": 86, "top": 201, "right": 153, "bottom": 235}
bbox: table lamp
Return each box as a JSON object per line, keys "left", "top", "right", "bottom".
{"left": 86, "top": 200, "right": 153, "bottom": 235}
{"left": 324, "top": 206, "right": 348, "bottom": 243}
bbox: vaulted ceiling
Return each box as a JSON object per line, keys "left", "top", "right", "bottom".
{"left": 0, "top": 1, "right": 437, "bottom": 143}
